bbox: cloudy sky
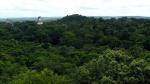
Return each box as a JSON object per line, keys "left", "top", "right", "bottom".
{"left": 0, "top": 0, "right": 150, "bottom": 17}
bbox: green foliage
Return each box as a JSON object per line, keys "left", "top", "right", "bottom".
{"left": 0, "top": 15, "right": 149, "bottom": 84}
{"left": 74, "top": 49, "right": 149, "bottom": 84}
{"left": 10, "top": 69, "right": 72, "bottom": 84}
{"left": 100, "top": 76, "right": 117, "bottom": 84}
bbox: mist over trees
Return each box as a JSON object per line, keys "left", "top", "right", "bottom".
{"left": 0, "top": 14, "right": 150, "bottom": 84}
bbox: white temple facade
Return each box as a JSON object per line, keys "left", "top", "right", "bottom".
{"left": 37, "top": 16, "right": 43, "bottom": 25}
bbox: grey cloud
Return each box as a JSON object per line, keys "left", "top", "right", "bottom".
{"left": 0, "top": 8, "right": 48, "bottom": 12}
{"left": 80, "top": 6, "right": 99, "bottom": 10}
{"left": 133, "top": 5, "right": 149, "bottom": 8}
{"left": 16, "top": 8, "right": 45, "bottom": 12}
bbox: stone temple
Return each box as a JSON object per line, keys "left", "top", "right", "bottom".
{"left": 37, "top": 16, "right": 43, "bottom": 25}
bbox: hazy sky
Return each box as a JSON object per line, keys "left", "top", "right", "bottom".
{"left": 0, "top": 0, "right": 150, "bottom": 17}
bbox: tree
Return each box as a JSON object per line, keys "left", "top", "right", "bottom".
{"left": 10, "top": 69, "right": 73, "bottom": 84}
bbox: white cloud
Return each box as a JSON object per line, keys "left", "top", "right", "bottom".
{"left": 0, "top": 0, "right": 150, "bottom": 17}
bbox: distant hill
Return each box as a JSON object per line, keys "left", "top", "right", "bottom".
{"left": 61, "top": 14, "right": 87, "bottom": 20}
{"left": 1, "top": 15, "right": 150, "bottom": 22}
{"left": 0, "top": 17, "right": 61, "bottom": 22}
{"left": 93, "top": 16, "right": 150, "bottom": 19}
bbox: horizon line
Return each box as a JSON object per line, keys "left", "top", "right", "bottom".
{"left": 0, "top": 15, "right": 150, "bottom": 19}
